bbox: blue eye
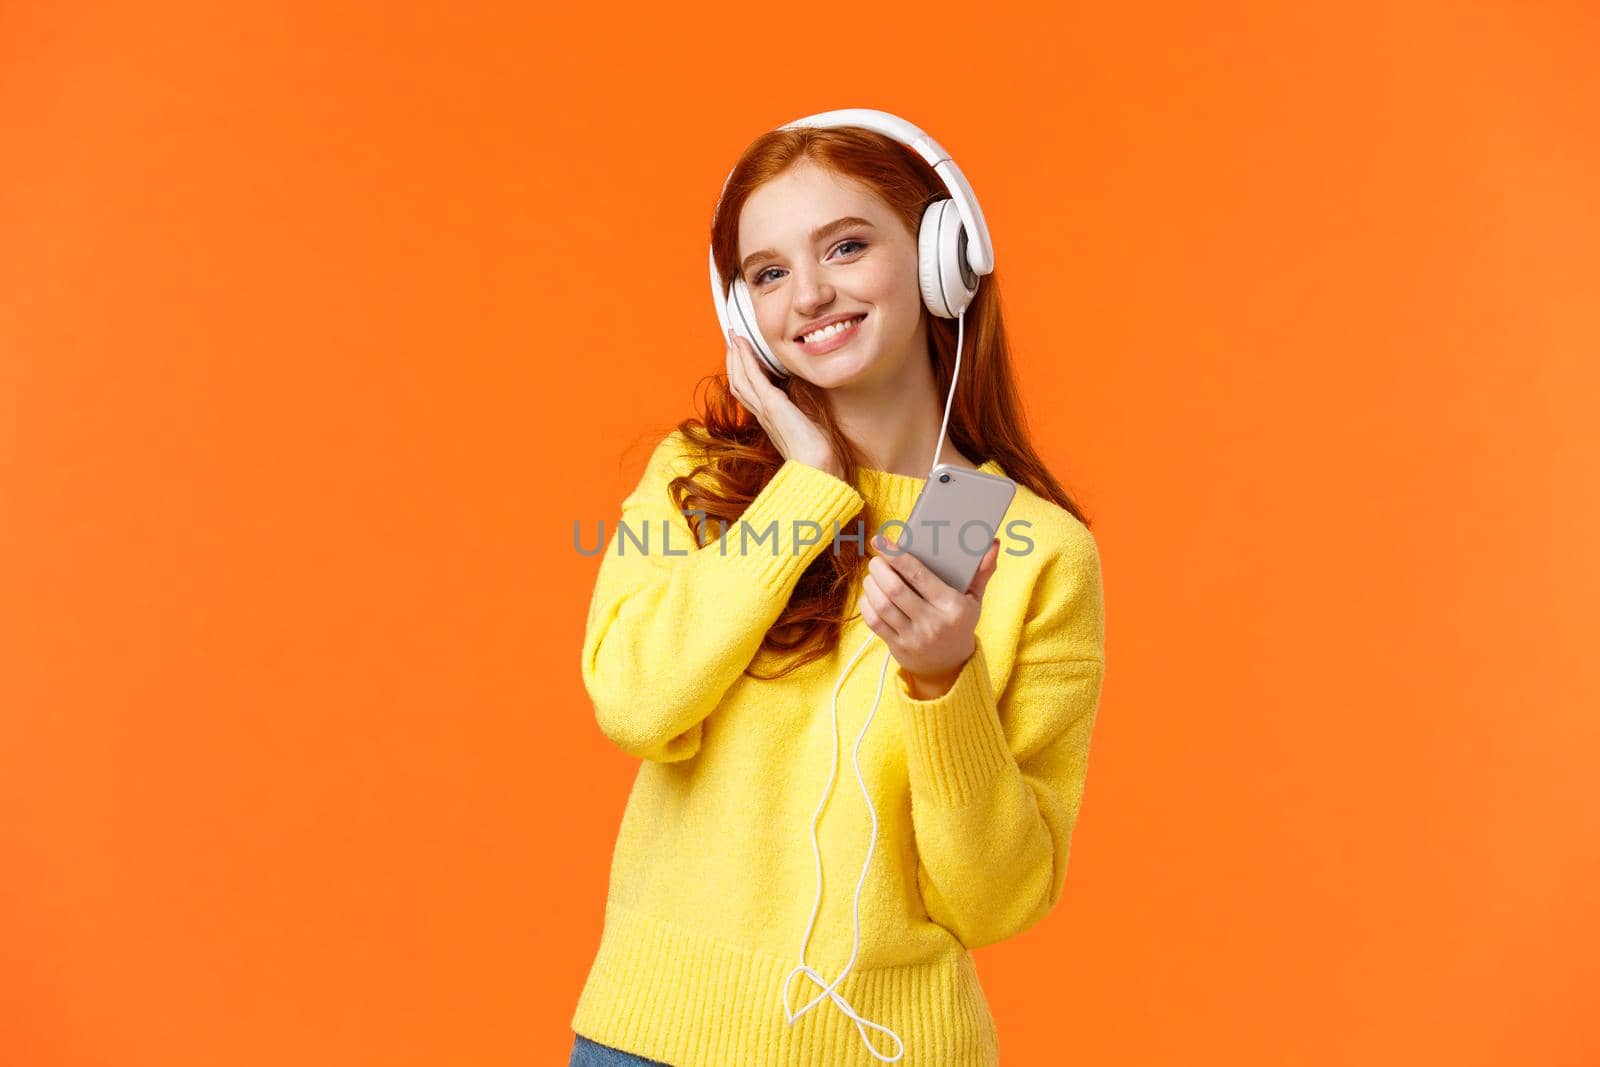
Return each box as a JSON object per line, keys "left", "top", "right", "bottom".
{"left": 750, "top": 238, "right": 869, "bottom": 287}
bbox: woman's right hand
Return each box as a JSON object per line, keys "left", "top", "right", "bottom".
{"left": 724, "top": 329, "right": 842, "bottom": 480}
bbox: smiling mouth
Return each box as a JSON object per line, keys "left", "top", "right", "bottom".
{"left": 794, "top": 313, "right": 867, "bottom": 349}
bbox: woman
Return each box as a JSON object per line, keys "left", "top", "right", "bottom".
{"left": 568, "top": 112, "right": 1106, "bottom": 1066}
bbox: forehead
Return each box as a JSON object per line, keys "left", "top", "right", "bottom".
{"left": 737, "top": 161, "right": 886, "bottom": 250}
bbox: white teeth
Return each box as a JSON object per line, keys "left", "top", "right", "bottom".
{"left": 800, "top": 315, "right": 863, "bottom": 344}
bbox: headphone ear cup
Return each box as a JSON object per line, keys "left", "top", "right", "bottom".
{"left": 727, "top": 276, "right": 788, "bottom": 379}
{"left": 918, "top": 198, "right": 979, "bottom": 318}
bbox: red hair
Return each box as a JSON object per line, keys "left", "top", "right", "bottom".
{"left": 659, "top": 124, "right": 1090, "bottom": 680}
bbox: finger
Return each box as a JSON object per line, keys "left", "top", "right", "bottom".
{"left": 731, "top": 335, "right": 792, "bottom": 451}
{"left": 872, "top": 534, "right": 955, "bottom": 606}
{"left": 725, "top": 330, "right": 746, "bottom": 399}
{"left": 724, "top": 333, "right": 740, "bottom": 400}
{"left": 868, "top": 554, "right": 929, "bottom": 621}
{"left": 726, "top": 332, "right": 759, "bottom": 416}
{"left": 862, "top": 573, "right": 911, "bottom": 633}
{"left": 966, "top": 538, "right": 1001, "bottom": 600}
{"left": 859, "top": 593, "right": 899, "bottom": 640}
{"left": 735, "top": 333, "right": 786, "bottom": 410}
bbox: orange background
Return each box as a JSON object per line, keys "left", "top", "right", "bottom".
{"left": 3, "top": 2, "right": 1597, "bottom": 1064}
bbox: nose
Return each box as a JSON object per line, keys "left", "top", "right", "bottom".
{"left": 790, "top": 264, "right": 835, "bottom": 321}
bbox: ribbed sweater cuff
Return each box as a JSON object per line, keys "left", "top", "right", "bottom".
{"left": 895, "top": 636, "right": 1013, "bottom": 807}
{"left": 722, "top": 459, "right": 865, "bottom": 598}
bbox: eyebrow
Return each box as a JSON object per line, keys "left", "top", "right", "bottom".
{"left": 740, "top": 216, "right": 877, "bottom": 275}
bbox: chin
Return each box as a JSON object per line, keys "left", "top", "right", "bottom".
{"left": 811, "top": 362, "right": 885, "bottom": 393}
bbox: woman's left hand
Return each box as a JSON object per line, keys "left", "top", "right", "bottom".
{"left": 860, "top": 533, "right": 1001, "bottom": 695}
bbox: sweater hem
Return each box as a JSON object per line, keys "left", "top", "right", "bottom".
{"left": 571, "top": 904, "right": 1000, "bottom": 1067}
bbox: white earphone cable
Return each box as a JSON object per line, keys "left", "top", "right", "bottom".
{"left": 779, "top": 310, "right": 966, "bottom": 1063}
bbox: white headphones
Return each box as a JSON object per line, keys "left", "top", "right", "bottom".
{"left": 708, "top": 108, "right": 996, "bottom": 379}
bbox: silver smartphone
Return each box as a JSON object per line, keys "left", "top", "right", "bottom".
{"left": 892, "top": 464, "right": 1018, "bottom": 593}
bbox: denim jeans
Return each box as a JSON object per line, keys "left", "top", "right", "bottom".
{"left": 567, "top": 1032, "right": 674, "bottom": 1067}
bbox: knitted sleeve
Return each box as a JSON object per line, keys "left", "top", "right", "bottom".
{"left": 580, "top": 431, "right": 865, "bottom": 763}
{"left": 894, "top": 523, "right": 1106, "bottom": 950}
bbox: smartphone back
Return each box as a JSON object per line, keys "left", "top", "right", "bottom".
{"left": 897, "top": 464, "right": 1018, "bottom": 593}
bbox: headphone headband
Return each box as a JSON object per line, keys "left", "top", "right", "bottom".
{"left": 772, "top": 109, "right": 994, "bottom": 274}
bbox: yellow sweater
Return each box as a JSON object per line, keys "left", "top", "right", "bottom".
{"left": 571, "top": 430, "right": 1106, "bottom": 1066}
